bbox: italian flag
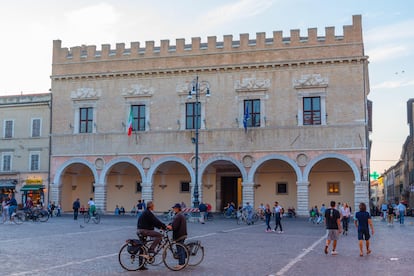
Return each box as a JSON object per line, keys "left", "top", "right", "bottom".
{"left": 127, "top": 108, "right": 133, "bottom": 136}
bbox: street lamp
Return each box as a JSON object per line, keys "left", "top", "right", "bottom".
{"left": 187, "top": 76, "right": 210, "bottom": 208}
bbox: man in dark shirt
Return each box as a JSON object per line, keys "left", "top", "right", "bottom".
{"left": 355, "top": 202, "right": 374, "bottom": 256}
{"left": 167, "top": 203, "right": 187, "bottom": 269}
{"left": 137, "top": 201, "right": 167, "bottom": 254}
{"left": 324, "top": 200, "right": 342, "bottom": 255}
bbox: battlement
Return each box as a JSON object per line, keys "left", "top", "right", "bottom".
{"left": 53, "top": 15, "right": 362, "bottom": 64}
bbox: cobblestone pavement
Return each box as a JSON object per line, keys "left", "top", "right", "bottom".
{"left": 0, "top": 213, "right": 413, "bottom": 276}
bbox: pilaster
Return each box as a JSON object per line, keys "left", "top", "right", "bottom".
{"left": 296, "top": 181, "right": 310, "bottom": 216}
{"left": 141, "top": 182, "right": 153, "bottom": 203}
{"left": 242, "top": 182, "right": 254, "bottom": 207}
{"left": 354, "top": 181, "right": 369, "bottom": 213}
{"left": 94, "top": 183, "right": 106, "bottom": 212}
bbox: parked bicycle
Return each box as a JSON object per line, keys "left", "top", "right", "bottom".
{"left": 84, "top": 211, "right": 101, "bottom": 224}
{"left": 1, "top": 211, "right": 24, "bottom": 225}
{"left": 21, "top": 207, "right": 49, "bottom": 222}
{"left": 237, "top": 210, "right": 259, "bottom": 225}
{"left": 118, "top": 230, "right": 190, "bottom": 271}
{"left": 223, "top": 209, "right": 237, "bottom": 219}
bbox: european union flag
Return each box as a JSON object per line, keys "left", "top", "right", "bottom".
{"left": 243, "top": 106, "right": 250, "bottom": 132}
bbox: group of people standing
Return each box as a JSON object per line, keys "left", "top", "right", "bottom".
{"left": 261, "top": 201, "right": 284, "bottom": 233}
{"left": 380, "top": 200, "right": 407, "bottom": 225}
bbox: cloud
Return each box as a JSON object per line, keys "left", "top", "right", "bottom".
{"left": 372, "top": 79, "right": 414, "bottom": 90}
{"left": 198, "top": 0, "right": 275, "bottom": 30}
{"left": 368, "top": 44, "right": 408, "bottom": 62}
{"left": 365, "top": 19, "right": 414, "bottom": 43}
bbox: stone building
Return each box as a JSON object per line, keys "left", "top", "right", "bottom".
{"left": 50, "top": 15, "right": 371, "bottom": 215}
{"left": 383, "top": 99, "right": 414, "bottom": 207}
{"left": 0, "top": 93, "right": 51, "bottom": 205}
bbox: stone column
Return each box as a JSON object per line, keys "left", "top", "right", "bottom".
{"left": 94, "top": 183, "right": 106, "bottom": 213}
{"left": 141, "top": 182, "right": 153, "bottom": 203}
{"left": 354, "top": 180, "right": 369, "bottom": 213}
{"left": 296, "top": 181, "right": 310, "bottom": 216}
{"left": 242, "top": 181, "right": 254, "bottom": 207}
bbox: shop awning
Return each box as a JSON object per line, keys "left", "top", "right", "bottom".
{"left": 0, "top": 179, "right": 17, "bottom": 189}
{"left": 20, "top": 185, "right": 44, "bottom": 191}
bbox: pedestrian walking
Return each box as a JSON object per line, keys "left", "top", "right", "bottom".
{"left": 386, "top": 201, "right": 394, "bottom": 226}
{"left": 198, "top": 202, "right": 207, "bottom": 224}
{"left": 273, "top": 201, "right": 283, "bottom": 233}
{"left": 264, "top": 204, "right": 272, "bottom": 232}
{"left": 324, "top": 200, "right": 342, "bottom": 255}
{"left": 72, "top": 198, "right": 80, "bottom": 220}
{"left": 397, "top": 201, "right": 406, "bottom": 224}
{"left": 354, "top": 202, "right": 374, "bottom": 256}
{"left": 340, "top": 203, "right": 351, "bottom": 235}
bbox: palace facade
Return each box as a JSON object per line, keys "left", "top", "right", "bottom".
{"left": 50, "top": 15, "right": 371, "bottom": 215}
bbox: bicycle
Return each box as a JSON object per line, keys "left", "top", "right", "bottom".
{"left": 84, "top": 211, "right": 101, "bottom": 224}
{"left": 118, "top": 230, "right": 189, "bottom": 271}
{"left": 1, "top": 212, "right": 24, "bottom": 225}
{"left": 223, "top": 209, "right": 237, "bottom": 219}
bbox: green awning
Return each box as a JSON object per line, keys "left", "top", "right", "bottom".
{"left": 20, "top": 185, "right": 44, "bottom": 191}
{"left": 0, "top": 179, "right": 17, "bottom": 189}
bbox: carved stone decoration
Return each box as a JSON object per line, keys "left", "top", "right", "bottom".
{"left": 293, "top": 74, "right": 328, "bottom": 88}
{"left": 70, "top": 87, "right": 101, "bottom": 100}
{"left": 176, "top": 81, "right": 210, "bottom": 94}
{"left": 122, "top": 84, "right": 154, "bottom": 97}
{"left": 142, "top": 157, "right": 152, "bottom": 169}
{"left": 235, "top": 78, "right": 271, "bottom": 91}
{"left": 296, "top": 153, "right": 309, "bottom": 167}
{"left": 94, "top": 158, "right": 104, "bottom": 170}
{"left": 190, "top": 156, "right": 202, "bottom": 169}
{"left": 242, "top": 155, "right": 254, "bottom": 168}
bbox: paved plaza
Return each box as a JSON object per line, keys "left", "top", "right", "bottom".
{"left": 0, "top": 213, "right": 413, "bottom": 276}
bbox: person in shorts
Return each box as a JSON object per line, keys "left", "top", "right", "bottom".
{"left": 324, "top": 200, "right": 342, "bottom": 255}
{"left": 354, "top": 202, "right": 374, "bottom": 256}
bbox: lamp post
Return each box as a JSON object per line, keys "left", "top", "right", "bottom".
{"left": 188, "top": 76, "right": 210, "bottom": 208}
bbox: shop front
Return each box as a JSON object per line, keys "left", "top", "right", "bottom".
{"left": 0, "top": 179, "right": 17, "bottom": 200}
{"left": 20, "top": 178, "right": 45, "bottom": 207}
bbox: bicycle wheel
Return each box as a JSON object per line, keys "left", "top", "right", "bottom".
{"left": 145, "top": 240, "right": 163, "bottom": 266}
{"left": 84, "top": 213, "right": 90, "bottom": 223}
{"left": 162, "top": 242, "right": 189, "bottom": 271}
{"left": 93, "top": 213, "right": 100, "bottom": 224}
{"left": 252, "top": 213, "right": 259, "bottom": 223}
{"left": 38, "top": 210, "right": 49, "bottom": 222}
{"left": 118, "top": 243, "right": 146, "bottom": 271}
{"left": 237, "top": 216, "right": 243, "bottom": 225}
{"left": 186, "top": 241, "right": 204, "bottom": 266}
{"left": 13, "top": 213, "right": 24, "bottom": 225}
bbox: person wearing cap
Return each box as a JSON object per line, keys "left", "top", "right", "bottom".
{"left": 167, "top": 203, "right": 188, "bottom": 269}
{"left": 137, "top": 201, "right": 167, "bottom": 254}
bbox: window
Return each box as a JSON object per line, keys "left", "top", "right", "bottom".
{"left": 4, "top": 120, "right": 13, "bottom": 138}
{"left": 181, "top": 181, "right": 190, "bottom": 193}
{"left": 1, "top": 153, "right": 12, "bottom": 171}
{"left": 29, "top": 152, "right": 40, "bottom": 171}
{"left": 131, "top": 105, "right": 146, "bottom": 131}
{"left": 276, "top": 183, "right": 288, "bottom": 194}
{"left": 303, "top": 97, "right": 321, "bottom": 125}
{"left": 31, "top": 118, "right": 41, "bottom": 137}
{"left": 186, "top": 102, "right": 201, "bottom": 129}
{"left": 136, "top": 182, "right": 142, "bottom": 193}
{"left": 244, "top": 99, "right": 260, "bottom": 127}
{"left": 79, "top": 107, "right": 93, "bottom": 133}
{"left": 327, "top": 182, "right": 340, "bottom": 195}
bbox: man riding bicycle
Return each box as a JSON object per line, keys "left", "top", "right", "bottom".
{"left": 137, "top": 201, "right": 167, "bottom": 254}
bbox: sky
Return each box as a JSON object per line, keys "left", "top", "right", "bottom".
{"left": 0, "top": 0, "right": 413, "bottom": 176}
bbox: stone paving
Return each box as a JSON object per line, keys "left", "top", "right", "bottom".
{"left": 0, "top": 213, "right": 413, "bottom": 276}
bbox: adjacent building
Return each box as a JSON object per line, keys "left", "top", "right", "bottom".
{"left": 49, "top": 15, "right": 371, "bottom": 215}
{"left": 0, "top": 93, "right": 51, "bottom": 206}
